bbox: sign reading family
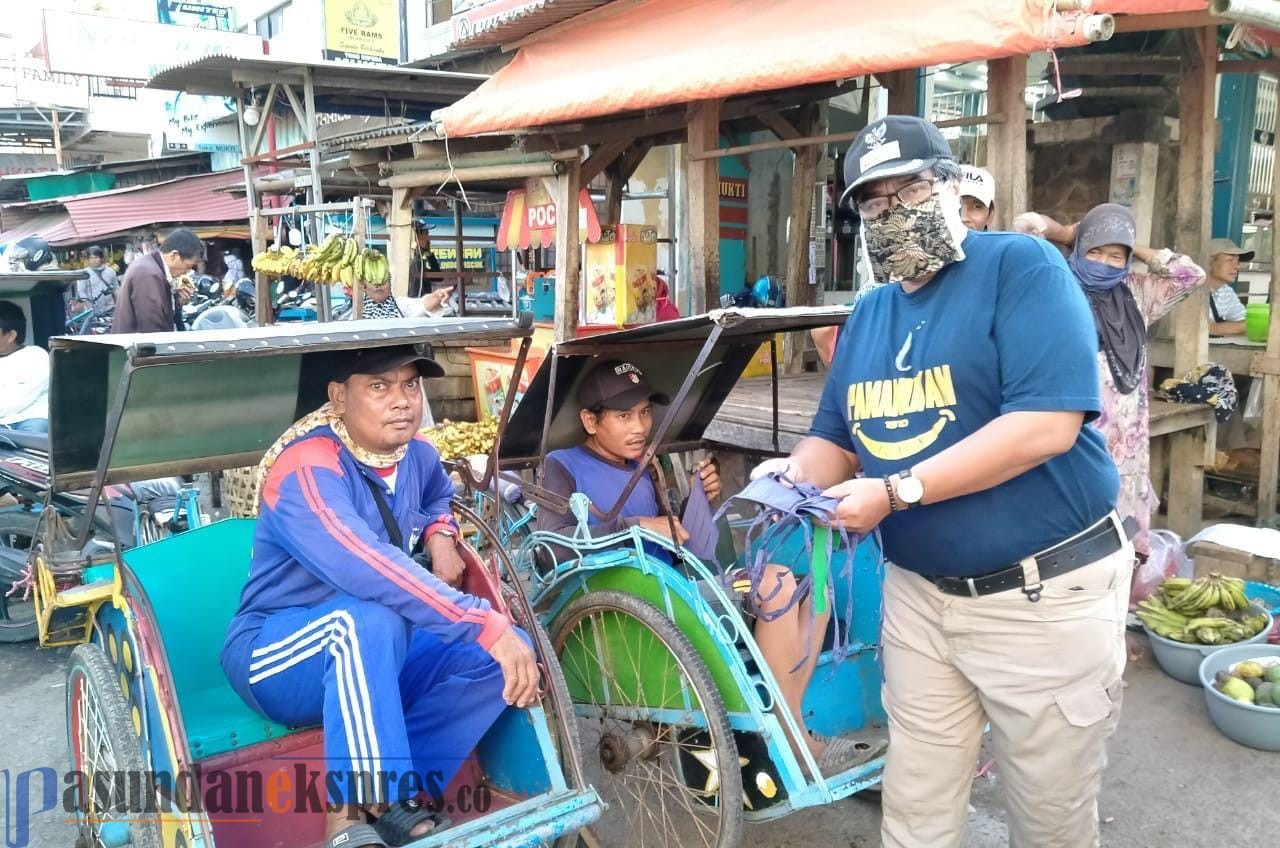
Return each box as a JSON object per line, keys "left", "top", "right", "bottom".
{"left": 323, "top": 0, "right": 404, "bottom": 65}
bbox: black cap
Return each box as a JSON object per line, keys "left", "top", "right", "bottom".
{"left": 332, "top": 344, "right": 445, "bottom": 382}
{"left": 839, "top": 115, "right": 954, "bottom": 208}
{"left": 579, "top": 360, "right": 670, "bottom": 411}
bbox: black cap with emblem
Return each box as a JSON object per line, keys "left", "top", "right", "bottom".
{"left": 332, "top": 344, "right": 446, "bottom": 382}
{"left": 839, "top": 115, "right": 955, "bottom": 208}
{"left": 578, "top": 360, "right": 671, "bottom": 411}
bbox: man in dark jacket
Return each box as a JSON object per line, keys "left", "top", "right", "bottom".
{"left": 114, "top": 229, "right": 205, "bottom": 333}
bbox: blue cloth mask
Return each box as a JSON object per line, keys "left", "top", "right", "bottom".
{"left": 1067, "top": 247, "right": 1130, "bottom": 293}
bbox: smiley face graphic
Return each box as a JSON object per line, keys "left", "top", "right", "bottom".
{"left": 846, "top": 364, "right": 958, "bottom": 462}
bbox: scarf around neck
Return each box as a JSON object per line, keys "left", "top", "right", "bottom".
{"left": 1067, "top": 241, "right": 1146, "bottom": 395}
{"left": 251, "top": 401, "right": 409, "bottom": 513}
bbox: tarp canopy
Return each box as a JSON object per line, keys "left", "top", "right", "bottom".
{"left": 434, "top": 0, "right": 1099, "bottom": 137}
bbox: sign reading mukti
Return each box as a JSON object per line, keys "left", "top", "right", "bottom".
{"left": 323, "top": 0, "right": 402, "bottom": 65}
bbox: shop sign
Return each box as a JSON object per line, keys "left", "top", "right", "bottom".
{"left": 322, "top": 0, "right": 404, "bottom": 65}
{"left": 433, "top": 246, "right": 486, "bottom": 271}
{"left": 719, "top": 178, "right": 748, "bottom": 201}
{"left": 452, "top": 0, "right": 548, "bottom": 44}
{"left": 42, "top": 9, "right": 262, "bottom": 80}
{"left": 496, "top": 182, "right": 603, "bottom": 250}
{"left": 13, "top": 58, "right": 89, "bottom": 111}
{"left": 158, "top": 1, "right": 233, "bottom": 30}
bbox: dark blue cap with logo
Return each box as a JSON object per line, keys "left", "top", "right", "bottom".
{"left": 839, "top": 115, "right": 955, "bottom": 207}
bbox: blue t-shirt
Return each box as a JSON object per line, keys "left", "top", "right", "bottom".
{"left": 810, "top": 230, "right": 1119, "bottom": 578}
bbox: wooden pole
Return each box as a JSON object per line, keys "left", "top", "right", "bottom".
{"left": 388, "top": 188, "right": 414, "bottom": 298}
{"left": 1167, "top": 26, "right": 1216, "bottom": 537}
{"left": 453, "top": 200, "right": 466, "bottom": 313}
{"left": 553, "top": 157, "right": 582, "bottom": 342}
{"left": 51, "top": 109, "right": 63, "bottom": 169}
{"left": 302, "top": 66, "right": 331, "bottom": 322}
{"left": 885, "top": 69, "right": 919, "bottom": 116}
{"left": 601, "top": 160, "right": 625, "bottom": 227}
{"left": 687, "top": 99, "right": 722, "bottom": 314}
{"left": 1257, "top": 128, "right": 1280, "bottom": 518}
{"left": 986, "top": 56, "right": 1028, "bottom": 231}
{"left": 784, "top": 105, "right": 821, "bottom": 372}
{"left": 352, "top": 197, "right": 366, "bottom": 319}
{"left": 236, "top": 91, "right": 272, "bottom": 326}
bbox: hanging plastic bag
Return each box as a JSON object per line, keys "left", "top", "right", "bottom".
{"left": 1132, "top": 529, "right": 1193, "bottom": 605}
{"left": 1244, "top": 379, "right": 1264, "bottom": 426}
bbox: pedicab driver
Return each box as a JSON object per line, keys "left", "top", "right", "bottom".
{"left": 221, "top": 345, "right": 538, "bottom": 848}
{"left": 757, "top": 116, "right": 1128, "bottom": 847}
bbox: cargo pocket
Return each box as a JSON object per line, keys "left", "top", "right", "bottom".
{"left": 1053, "top": 679, "right": 1117, "bottom": 728}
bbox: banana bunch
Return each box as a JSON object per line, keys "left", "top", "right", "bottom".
{"left": 1136, "top": 574, "right": 1268, "bottom": 645}
{"left": 251, "top": 236, "right": 392, "bottom": 286}
{"left": 423, "top": 418, "right": 499, "bottom": 461}
{"left": 250, "top": 244, "right": 300, "bottom": 276}
{"left": 1163, "top": 573, "right": 1251, "bottom": 613}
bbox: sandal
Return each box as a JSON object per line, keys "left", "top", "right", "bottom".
{"left": 371, "top": 798, "right": 449, "bottom": 847}
{"left": 815, "top": 736, "right": 889, "bottom": 777}
{"left": 320, "top": 824, "right": 387, "bottom": 848}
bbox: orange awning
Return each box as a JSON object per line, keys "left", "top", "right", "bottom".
{"left": 435, "top": 0, "right": 1099, "bottom": 138}
{"left": 496, "top": 185, "right": 602, "bottom": 250}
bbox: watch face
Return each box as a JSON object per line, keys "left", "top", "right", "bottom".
{"left": 898, "top": 476, "right": 924, "bottom": 504}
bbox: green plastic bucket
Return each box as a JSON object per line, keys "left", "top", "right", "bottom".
{"left": 1246, "top": 303, "right": 1270, "bottom": 342}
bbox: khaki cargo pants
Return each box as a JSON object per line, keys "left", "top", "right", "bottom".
{"left": 879, "top": 536, "right": 1133, "bottom": 848}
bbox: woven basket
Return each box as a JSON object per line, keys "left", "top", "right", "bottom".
{"left": 221, "top": 466, "right": 260, "bottom": 518}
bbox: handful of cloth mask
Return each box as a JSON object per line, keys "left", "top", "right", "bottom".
{"left": 713, "top": 473, "right": 863, "bottom": 666}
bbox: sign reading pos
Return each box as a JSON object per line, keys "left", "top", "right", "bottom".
{"left": 323, "top": 0, "right": 403, "bottom": 65}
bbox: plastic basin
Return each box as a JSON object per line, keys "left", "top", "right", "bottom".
{"left": 1145, "top": 605, "right": 1273, "bottom": 685}
{"left": 1198, "top": 644, "right": 1280, "bottom": 751}
{"left": 1246, "top": 303, "right": 1270, "bottom": 343}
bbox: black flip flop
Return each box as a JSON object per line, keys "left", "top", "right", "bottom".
{"left": 321, "top": 823, "right": 387, "bottom": 848}
{"left": 371, "top": 798, "right": 449, "bottom": 847}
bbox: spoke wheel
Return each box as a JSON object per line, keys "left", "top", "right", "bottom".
{"left": 0, "top": 509, "right": 39, "bottom": 643}
{"left": 551, "top": 591, "right": 743, "bottom": 848}
{"left": 66, "top": 644, "right": 163, "bottom": 848}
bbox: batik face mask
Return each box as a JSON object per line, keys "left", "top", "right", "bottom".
{"left": 862, "top": 192, "right": 966, "bottom": 283}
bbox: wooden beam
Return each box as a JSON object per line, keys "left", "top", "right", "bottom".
{"left": 1217, "top": 58, "right": 1280, "bottom": 76}
{"left": 757, "top": 110, "right": 801, "bottom": 141}
{"left": 580, "top": 138, "right": 632, "bottom": 186}
{"left": 884, "top": 69, "right": 919, "bottom": 115}
{"left": 352, "top": 197, "right": 367, "bottom": 318}
{"left": 987, "top": 56, "right": 1028, "bottom": 231}
{"left": 784, "top": 105, "right": 821, "bottom": 372}
{"left": 687, "top": 99, "right": 722, "bottom": 315}
{"left": 553, "top": 157, "right": 582, "bottom": 342}
{"left": 1258, "top": 117, "right": 1280, "bottom": 519}
{"left": 689, "top": 130, "right": 858, "bottom": 161}
{"left": 379, "top": 161, "right": 564, "bottom": 189}
{"left": 617, "top": 139, "right": 654, "bottom": 183}
{"left": 1113, "top": 10, "right": 1215, "bottom": 32}
{"left": 1056, "top": 57, "right": 1181, "bottom": 76}
{"left": 388, "top": 188, "right": 414, "bottom": 298}
{"left": 452, "top": 200, "right": 466, "bottom": 305}
{"left": 934, "top": 113, "right": 1006, "bottom": 130}
{"left": 241, "top": 141, "right": 315, "bottom": 165}
{"left": 1167, "top": 25, "right": 1216, "bottom": 537}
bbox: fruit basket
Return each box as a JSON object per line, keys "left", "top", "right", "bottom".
{"left": 1137, "top": 574, "right": 1274, "bottom": 685}
{"left": 1199, "top": 645, "right": 1280, "bottom": 751}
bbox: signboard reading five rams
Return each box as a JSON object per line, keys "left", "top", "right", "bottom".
{"left": 323, "top": 0, "right": 404, "bottom": 65}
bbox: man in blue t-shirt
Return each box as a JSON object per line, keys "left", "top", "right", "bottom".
{"left": 754, "top": 116, "right": 1127, "bottom": 848}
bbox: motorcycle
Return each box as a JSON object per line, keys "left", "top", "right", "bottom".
{"left": 0, "top": 430, "right": 202, "bottom": 643}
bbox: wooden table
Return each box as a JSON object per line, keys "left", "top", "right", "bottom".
{"left": 704, "top": 374, "right": 826, "bottom": 455}
{"left": 1148, "top": 399, "right": 1215, "bottom": 515}
{"left": 1147, "top": 336, "right": 1264, "bottom": 377}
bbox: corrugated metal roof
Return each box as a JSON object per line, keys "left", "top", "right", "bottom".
{"left": 0, "top": 211, "right": 78, "bottom": 247}
{"left": 61, "top": 170, "right": 248, "bottom": 245}
{"left": 319, "top": 121, "right": 437, "bottom": 152}
{"left": 147, "top": 55, "right": 486, "bottom": 118}
{"left": 451, "top": 0, "right": 614, "bottom": 50}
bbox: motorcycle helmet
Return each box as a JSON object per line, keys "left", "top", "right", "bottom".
{"left": 196, "top": 274, "right": 219, "bottom": 298}
{"left": 11, "top": 237, "right": 56, "bottom": 272}
{"left": 750, "top": 275, "right": 783, "bottom": 308}
{"left": 235, "top": 279, "right": 256, "bottom": 312}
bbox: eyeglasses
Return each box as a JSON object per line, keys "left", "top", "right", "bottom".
{"left": 855, "top": 178, "right": 939, "bottom": 220}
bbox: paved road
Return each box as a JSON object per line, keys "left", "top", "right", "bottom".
{"left": 2, "top": 639, "right": 1272, "bottom": 846}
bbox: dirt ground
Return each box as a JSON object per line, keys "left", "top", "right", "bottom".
{"left": 3, "top": 635, "right": 1273, "bottom": 847}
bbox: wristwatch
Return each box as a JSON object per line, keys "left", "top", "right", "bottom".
{"left": 895, "top": 470, "right": 925, "bottom": 508}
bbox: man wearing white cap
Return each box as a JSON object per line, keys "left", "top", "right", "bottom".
{"left": 958, "top": 165, "right": 996, "bottom": 231}
{"left": 1206, "top": 237, "right": 1255, "bottom": 336}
